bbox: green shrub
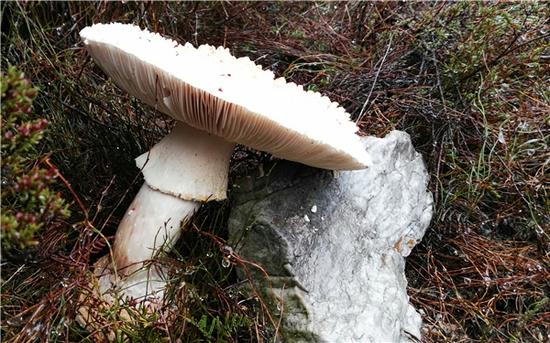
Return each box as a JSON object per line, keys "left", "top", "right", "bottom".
{"left": 1, "top": 66, "right": 70, "bottom": 252}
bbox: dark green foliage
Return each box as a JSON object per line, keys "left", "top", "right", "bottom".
{"left": 195, "top": 313, "right": 251, "bottom": 342}
{"left": 1, "top": 66, "right": 70, "bottom": 252}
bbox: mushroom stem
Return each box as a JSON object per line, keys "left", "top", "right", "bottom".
{"left": 112, "top": 184, "right": 200, "bottom": 276}
{"left": 106, "top": 123, "right": 234, "bottom": 286}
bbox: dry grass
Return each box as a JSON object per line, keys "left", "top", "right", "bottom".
{"left": 1, "top": 1, "right": 548, "bottom": 342}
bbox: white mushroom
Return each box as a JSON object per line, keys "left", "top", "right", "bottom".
{"left": 79, "top": 23, "right": 370, "bottom": 307}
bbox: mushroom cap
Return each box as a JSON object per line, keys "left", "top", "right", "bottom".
{"left": 80, "top": 23, "right": 370, "bottom": 170}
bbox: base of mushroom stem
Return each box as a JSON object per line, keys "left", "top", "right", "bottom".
{"left": 79, "top": 256, "right": 169, "bottom": 315}
{"left": 94, "top": 255, "right": 173, "bottom": 307}
{"left": 76, "top": 256, "right": 182, "bottom": 340}
{"left": 76, "top": 255, "right": 180, "bottom": 338}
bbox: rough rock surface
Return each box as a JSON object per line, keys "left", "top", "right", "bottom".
{"left": 228, "top": 131, "right": 433, "bottom": 342}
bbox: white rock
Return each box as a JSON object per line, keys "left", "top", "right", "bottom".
{"left": 229, "top": 130, "right": 433, "bottom": 342}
